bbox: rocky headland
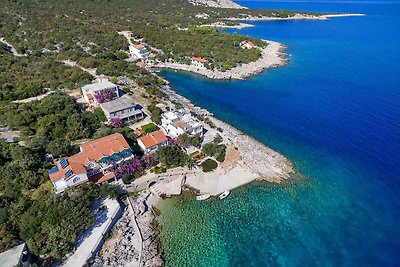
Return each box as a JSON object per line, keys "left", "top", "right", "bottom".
{"left": 150, "top": 40, "right": 286, "bottom": 80}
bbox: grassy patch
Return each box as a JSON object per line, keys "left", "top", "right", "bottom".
{"left": 141, "top": 123, "right": 159, "bottom": 134}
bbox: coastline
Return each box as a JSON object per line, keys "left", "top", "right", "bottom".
{"left": 157, "top": 76, "right": 295, "bottom": 186}
{"left": 200, "top": 22, "right": 255, "bottom": 29}
{"left": 226, "top": 13, "right": 366, "bottom": 22}
{"left": 150, "top": 40, "right": 287, "bottom": 80}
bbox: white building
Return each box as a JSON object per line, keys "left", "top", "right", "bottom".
{"left": 100, "top": 95, "right": 145, "bottom": 123}
{"left": 137, "top": 130, "right": 168, "bottom": 154}
{"left": 161, "top": 110, "right": 204, "bottom": 138}
{"left": 129, "top": 44, "right": 149, "bottom": 60}
{"left": 81, "top": 80, "right": 120, "bottom": 105}
{"left": 191, "top": 57, "right": 208, "bottom": 68}
{"left": 48, "top": 133, "right": 134, "bottom": 193}
{"left": 240, "top": 41, "right": 256, "bottom": 49}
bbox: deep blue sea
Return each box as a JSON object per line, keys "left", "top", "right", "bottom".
{"left": 158, "top": 1, "right": 400, "bottom": 266}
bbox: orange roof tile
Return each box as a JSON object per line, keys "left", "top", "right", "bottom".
{"left": 136, "top": 61, "right": 146, "bottom": 68}
{"left": 138, "top": 130, "right": 167, "bottom": 149}
{"left": 49, "top": 159, "right": 87, "bottom": 182}
{"left": 191, "top": 57, "right": 208, "bottom": 63}
{"left": 78, "top": 133, "right": 130, "bottom": 162}
{"left": 134, "top": 44, "right": 144, "bottom": 49}
{"left": 49, "top": 133, "right": 131, "bottom": 182}
{"left": 175, "top": 121, "right": 187, "bottom": 130}
{"left": 89, "top": 172, "right": 116, "bottom": 184}
{"left": 133, "top": 128, "right": 144, "bottom": 137}
{"left": 247, "top": 41, "right": 255, "bottom": 47}
{"left": 87, "top": 93, "right": 94, "bottom": 100}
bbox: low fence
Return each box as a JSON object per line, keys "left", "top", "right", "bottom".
{"left": 127, "top": 196, "right": 144, "bottom": 267}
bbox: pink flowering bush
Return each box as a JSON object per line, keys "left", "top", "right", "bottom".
{"left": 115, "top": 154, "right": 156, "bottom": 178}
{"left": 94, "top": 88, "right": 116, "bottom": 103}
{"left": 109, "top": 117, "right": 123, "bottom": 128}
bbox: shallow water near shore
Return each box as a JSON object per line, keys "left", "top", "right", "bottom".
{"left": 158, "top": 1, "right": 400, "bottom": 266}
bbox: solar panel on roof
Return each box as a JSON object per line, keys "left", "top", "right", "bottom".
{"left": 65, "top": 170, "right": 73, "bottom": 178}
{"left": 47, "top": 166, "right": 59, "bottom": 175}
{"left": 60, "top": 158, "right": 69, "bottom": 169}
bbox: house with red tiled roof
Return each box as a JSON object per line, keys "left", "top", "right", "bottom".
{"left": 129, "top": 44, "right": 149, "bottom": 60}
{"left": 48, "top": 133, "right": 134, "bottom": 193}
{"left": 240, "top": 41, "right": 256, "bottom": 49}
{"left": 191, "top": 57, "right": 209, "bottom": 68}
{"left": 137, "top": 130, "right": 168, "bottom": 153}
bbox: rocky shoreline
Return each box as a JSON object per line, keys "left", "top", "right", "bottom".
{"left": 187, "top": 0, "right": 245, "bottom": 9}
{"left": 157, "top": 75, "right": 295, "bottom": 182}
{"left": 201, "top": 22, "right": 255, "bottom": 29}
{"left": 150, "top": 40, "right": 286, "bottom": 80}
{"left": 226, "top": 13, "right": 365, "bottom": 22}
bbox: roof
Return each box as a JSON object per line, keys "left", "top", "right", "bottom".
{"left": 87, "top": 93, "right": 94, "bottom": 100}
{"left": 175, "top": 120, "right": 188, "bottom": 130}
{"left": 0, "top": 243, "right": 26, "bottom": 267}
{"left": 133, "top": 128, "right": 144, "bottom": 137}
{"left": 82, "top": 81, "right": 117, "bottom": 92}
{"left": 133, "top": 44, "right": 145, "bottom": 49}
{"left": 49, "top": 158, "right": 87, "bottom": 182}
{"left": 77, "top": 133, "right": 130, "bottom": 163}
{"left": 138, "top": 130, "right": 167, "bottom": 149}
{"left": 247, "top": 41, "right": 255, "bottom": 47}
{"left": 49, "top": 133, "right": 130, "bottom": 181}
{"left": 191, "top": 57, "right": 208, "bottom": 63}
{"left": 100, "top": 95, "right": 136, "bottom": 113}
{"left": 136, "top": 61, "right": 145, "bottom": 67}
{"left": 89, "top": 172, "right": 116, "bottom": 184}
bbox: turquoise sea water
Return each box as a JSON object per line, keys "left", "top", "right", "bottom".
{"left": 158, "top": 1, "right": 400, "bottom": 266}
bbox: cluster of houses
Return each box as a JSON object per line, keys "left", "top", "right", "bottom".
{"left": 49, "top": 78, "right": 206, "bottom": 193}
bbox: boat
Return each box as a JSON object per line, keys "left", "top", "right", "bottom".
{"left": 218, "top": 191, "right": 230, "bottom": 200}
{"left": 196, "top": 194, "right": 210, "bottom": 201}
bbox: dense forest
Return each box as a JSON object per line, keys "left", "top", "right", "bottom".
{"left": 0, "top": 92, "right": 122, "bottom": 260}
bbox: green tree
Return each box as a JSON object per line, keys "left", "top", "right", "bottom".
{"left": 47, "top": 139, "right": 71, "bottom": 157}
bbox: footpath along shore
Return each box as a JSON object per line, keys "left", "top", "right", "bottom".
{"left": 149, "top": 40, "right": 286, "bottom": 80}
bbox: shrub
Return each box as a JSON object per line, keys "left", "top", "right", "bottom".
{"left": 154, "top": 145, "right": 189, "bottom": 168}
{"left": 177, "top": 133, "right": 202, "bottom": 148}
{"left": 148, "top": 103, "right": 163, "bottom": 124}
{"left": 121, "top": 174, "right": 133, "bottom": 184}
{"left": 201, "top": 159, "right": 218, "bottom": 172}
{"left": 202, "top": 142, "right": 226, "bottom": 162}
{"left": 93, "top": 108, "right": 106, "bottom": 122}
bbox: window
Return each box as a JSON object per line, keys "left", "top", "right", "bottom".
{"left": 87, "top": 162, "right": 95, "bottom": 168}
{"left": 72, "top": 177, "right": 80, "bottom": 184}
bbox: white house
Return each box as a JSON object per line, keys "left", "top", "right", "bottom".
{"left": 161, "top": 110, "right": 204, "bottom": 138}
{"left": 191, "top": 57, "right": 208, "bottom": 68}
{"left": 81, "top": 80, "right": 120, "bottom": 105}
{"left": 240, "top": 41, "right": 256, "bottom": 49}
{"left": 137, "top": 130, "right": 168, "bottom": 153}
{"left": 129, "top": 44, "right": 149, "bottom": 60}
